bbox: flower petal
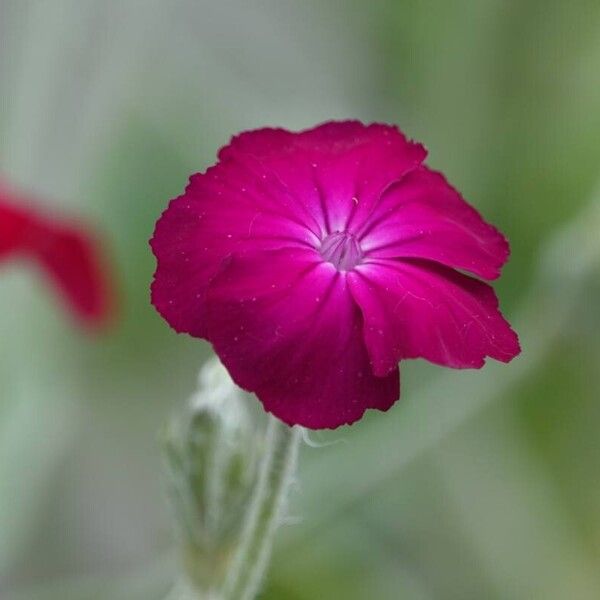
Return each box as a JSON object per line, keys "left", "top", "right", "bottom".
{"left": 204, "top": 247, "right": 400, "bottom": 429}
{"left": 222, "top": 121, "right": 427, "bottom": 234}
{"left": 1, "top": 194, "right": 113, "bottom": 328}
{"left": 150, "top": 163, "right": 317, "bottom": 337}
{"left": 0, "top": 201, "right": 29, "bottom": 257}
{"left": 27, "top": 220, "right": 113, "bottom": 327}
{"left": 358, "top": 167, "right": 509, "bottom": 280}
{"left": 348, "top": 258, "right": 520, "bottom": 376}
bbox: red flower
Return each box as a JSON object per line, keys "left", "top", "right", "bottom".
{"left": 0, "top": 182, "right": 114, "bottom": 329}
{"left": 151, "top": 121, "right": 519, "bottom": 429}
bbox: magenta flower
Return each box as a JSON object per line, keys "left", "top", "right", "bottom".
{"left": 0, "top": 182, "right": 114, "bottom": 329}
{"left": 151, "top": 121, "right": 520, "bottom": 429}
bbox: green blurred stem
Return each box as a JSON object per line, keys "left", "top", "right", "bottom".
{"left": 220, "top": 416, "right": 301, "bottom": 600}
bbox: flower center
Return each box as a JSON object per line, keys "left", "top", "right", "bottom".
{"left": 319, "top": 231, "right": 363, "bottom": 271}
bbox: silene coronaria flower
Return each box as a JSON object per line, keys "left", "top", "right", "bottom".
{"left": 0, "top": 182, "right": 113, "bottom": 329}
{"left": 151, "top": 121, "right": 520, "bottom": 429}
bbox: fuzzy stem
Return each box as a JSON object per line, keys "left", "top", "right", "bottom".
{"left": 220, "top": 416, "right": 301, "bottom": 600}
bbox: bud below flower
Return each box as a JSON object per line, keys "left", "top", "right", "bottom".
{"left": 162, "top": 356, "right": 262, "bottom": 593}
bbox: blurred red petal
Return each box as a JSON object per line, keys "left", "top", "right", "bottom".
{"left": 0, "top": 184, "right": 116, "bottom": 330}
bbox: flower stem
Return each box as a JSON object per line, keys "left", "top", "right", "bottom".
{"left": 220, "top": 416, "right": 301, "bottom": 600}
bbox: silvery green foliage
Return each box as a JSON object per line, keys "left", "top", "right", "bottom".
{"left": 163, "top": 357, "right": 262, "bottom": 593}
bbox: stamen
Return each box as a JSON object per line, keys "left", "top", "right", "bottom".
{"left": 319, "top": 231, "right": 363, "bottom": 271}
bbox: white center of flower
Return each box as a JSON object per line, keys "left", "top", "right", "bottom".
{"left": 319, "top": 231, "right": 363, "bottom": 271}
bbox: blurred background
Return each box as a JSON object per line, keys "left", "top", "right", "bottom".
{"left": 1, "top": 1, "right": 599, "bottom": 598}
